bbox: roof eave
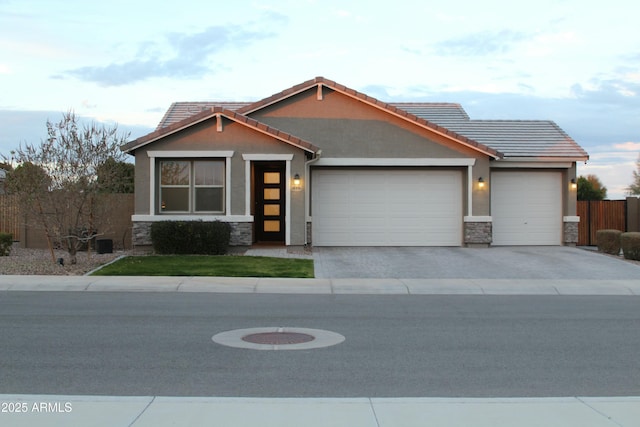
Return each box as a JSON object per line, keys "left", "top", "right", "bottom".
{"left": 121, "top": 108, "right": 318, "bottom": 154}
{"left": 494, "top": 155, "right": 590, "bottom": 163}
{"left": 238, "top": 76, "right": 502, "bottom": 159}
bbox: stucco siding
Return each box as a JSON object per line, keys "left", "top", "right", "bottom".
{"left": 252, "top": 88, "right": 485, "bottom": 159}
{"left": 131, "top": 117, "right": 309, "bottom": 245}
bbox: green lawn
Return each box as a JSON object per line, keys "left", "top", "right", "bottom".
{"left": 91, "top": 255, "right": 314, "bottom": 278}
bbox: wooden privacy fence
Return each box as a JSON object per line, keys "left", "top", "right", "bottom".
{"left": 0, "top": 193, "right": 134, "bottom": 249}
{"left": 0, "top": 194, "right": 20, "bottom": 240}
{"left": 577, "top": 200, "right": 627, "bottom": 246}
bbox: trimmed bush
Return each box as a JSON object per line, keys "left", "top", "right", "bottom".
{"left": 0, "top": 232, "right": 13, "bottom": 256}
{"left": 596, "top": 229, "right": 622, "bottom": 255}
{"left": 621, "top": 232, "right": 640, "bottom": 261}
{"left": 150, "top": 221, "right": 231, "bottom": 255}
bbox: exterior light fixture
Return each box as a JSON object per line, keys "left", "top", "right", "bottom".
{"left": 570, "top": 178, "right": 577, "bottom": 190}
{"left": 478, "top": 177, "right": 485, "bottom": 189}
{"left": 292, "top": 173, "right": 302, "bottom": 191}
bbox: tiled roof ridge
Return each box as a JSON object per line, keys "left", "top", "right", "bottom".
{"left": 129, "top": 77, "right": 587, "bottom": 161}
{"left": 122, "top": 107, "right": 318, "bottom": 153}
{"left": 236, "top": 76, "right": 501, "bottom": 159}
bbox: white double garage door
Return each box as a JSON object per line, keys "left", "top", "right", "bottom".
{"left": 312, "top": 169, "right": 562, "bottom": 246}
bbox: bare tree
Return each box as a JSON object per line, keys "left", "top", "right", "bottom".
{"left": 4, "top": 111, "right": 130, "bottom": 264}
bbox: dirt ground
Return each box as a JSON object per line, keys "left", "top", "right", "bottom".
{"left": 0, "top": 247, "right": 128, "bottom": 275}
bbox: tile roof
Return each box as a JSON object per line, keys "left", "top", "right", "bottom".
{"left": 234, "top": 77, "right": 501, "bottom": 159}
{"left": 391, "top": 103, "right": 588, "bottom": 160}
{"left": 385, "top": 103, "right": 471, "bottom": 125}
{"left": 442, "top": 120, "right": 589, "bottom": 159}
{"left": 133, "top": 77, "right": 588, "bottom": 161}
{"left": 156, "top": 102, "right": 250, "bottom": 130}
{"left": 121, "top": 107, "right": 318, "bottom": 154}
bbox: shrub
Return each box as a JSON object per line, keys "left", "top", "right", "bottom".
{"left": 0, "top": 232, "right": 13, "bottom": 256}
{"left": 596, "top": 229, "right": 622, "bottom": 255}
{"left": 621, "top": 232, "right": 640, "bottom": 261}
{"left": 150, "top": 221, "right": 231, "bottom": 255}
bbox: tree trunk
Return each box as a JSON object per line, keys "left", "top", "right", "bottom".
{"left": 35, "top": 198, "right": 56, "bottom": 263}
{"left": 67, "top": 237, "right": 78, "bottom": 265}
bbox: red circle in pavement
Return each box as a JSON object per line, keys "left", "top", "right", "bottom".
{"left": 242, "top": 332, "right": 315, "bottom": 345}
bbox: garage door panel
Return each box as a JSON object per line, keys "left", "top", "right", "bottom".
{"left": 491, "top": 171, "right": 562, "bottom": 246}
{"left": 312, "top": 169, "right": 462, "bottom": 246}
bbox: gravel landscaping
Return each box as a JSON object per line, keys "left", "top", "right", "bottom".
{"left": 0, "top": 247, "right": 128, "bottom": 276}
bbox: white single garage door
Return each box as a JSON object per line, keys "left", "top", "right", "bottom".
{"left": 491, "top": 171, "right": 562, "bottom": 245}
{"left": 312, "top": 169, "right": 462, "bottom": 246}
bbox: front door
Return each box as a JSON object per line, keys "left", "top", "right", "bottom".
{"left": 255, "top": 163, "right": 285, "bottom": 243}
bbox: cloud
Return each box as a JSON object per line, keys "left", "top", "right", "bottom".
{"left": 61, "top": 22, "right": 278, "bottom": 86}
{"left": 82, "top": 100, "right": 97, "bottom": 109}
{"left": 0, "top": 64, "right": 10, "bottom": 74}
{"left": 614, "top": 142, "right": 640, "bottom": 151}
{"left": 572, "top": 79, "right": 640, "bottom": 106}
{"left": 571, "top": 62, "right": 640, "bottom": 108}
{"left": 0, "top": 110, "right": 152, "bottom": 156}
{"left": 433, "top": 30, "right": 530, "bottom": 56}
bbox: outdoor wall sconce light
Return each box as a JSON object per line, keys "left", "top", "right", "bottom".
{"left": 292, "top": 173, "right": 302, "bottom": 191}
{"left": 570, "top": 178, "right": 577, "bottom": 190}
{"left": 478, "top": 177, "right": 485, "bottom": 189}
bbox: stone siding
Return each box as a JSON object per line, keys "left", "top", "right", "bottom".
{"left": 132, "top": 221, "right": 253, "bottom": 248}
{"left": 229, "top": 222, "right": 253, "bottom": 246}
{"left": 464, "top": 221, "right": 492, "bottom": 247}
{"left": 132, "top": 222, "right": 153, "bottom": 247}
{"left": 563, "top": 220, "right": 579, "bottom": 246}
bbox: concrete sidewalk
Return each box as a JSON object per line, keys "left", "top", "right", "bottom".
{"left": 1, "top": 275, "right": 640, "bottom": 295}
{"left": 1, "top": 395, "right": 638, "bottom": 427}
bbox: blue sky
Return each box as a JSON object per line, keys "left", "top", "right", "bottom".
{"left": 1, "top": 0, "right": 638, "bottom": 198}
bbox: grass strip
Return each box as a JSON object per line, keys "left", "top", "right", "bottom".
{"left": 91, "top": 255, "right": 314, "bottom": 278}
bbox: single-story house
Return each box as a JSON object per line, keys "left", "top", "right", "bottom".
{"left": 121, "top": 76, "right": 589, "bottom": 249}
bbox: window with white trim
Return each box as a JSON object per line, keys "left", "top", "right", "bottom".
{"left": 159, "top": 159, "right": 225, "bottom": 213}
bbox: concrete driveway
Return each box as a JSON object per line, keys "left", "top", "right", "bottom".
{"left": 313, "top": 246, "right": 640, "bottom": 279}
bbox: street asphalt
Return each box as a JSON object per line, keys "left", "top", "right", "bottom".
{"left": 0, "top": 245, "right": 639, "bottom": 426}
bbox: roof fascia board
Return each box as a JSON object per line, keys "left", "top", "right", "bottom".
{"left": 239, "top": 84, "right": 319, "bottom": 115}
{"left": 237, "top": 115, "right": 316, "bottom": 153}
{"left": 238, "top": 78, "right": 501, "bottom": 160}
{"left": 493, "top": 156, "right": 587, "bottom": 164}
{"left": 314, "top": 158, "right": 476, "bottom": 167}
{"left": 491, "top": 160, "right": 574, "bottom": 168}
{"left": 123, "top": 109, "right": 317, "bottom": 154}
{"left": 326, "top": 86, "right": 501, "bottom": 159}
{"left": 123, "top": 113, "right": 216, "bottom": 152}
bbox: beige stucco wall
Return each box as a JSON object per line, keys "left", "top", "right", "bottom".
{"left": 131, "top": 117, "right": 309, "bottom": 245}
{"left": 472, "top": 158, "right": 492, "bottom": 216}
{"left": 128, "top": 85, "right": 580, "bottom": 247}
{"left": 254, "top": 89, "right": 485, "bottom": 159}
{"left": 252, "top": 87, "right": 494, "bottom": 218}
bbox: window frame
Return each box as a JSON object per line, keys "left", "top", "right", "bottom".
{"left": 159, "top": 158, "right": 226, "bottom": 214}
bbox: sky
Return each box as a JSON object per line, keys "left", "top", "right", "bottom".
{"left": 1, "top": 0, "right": 638, "bottom": 198}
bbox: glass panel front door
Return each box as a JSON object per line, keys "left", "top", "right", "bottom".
{"left": 255, "top": 163, "right": 285, "bottom": 242}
